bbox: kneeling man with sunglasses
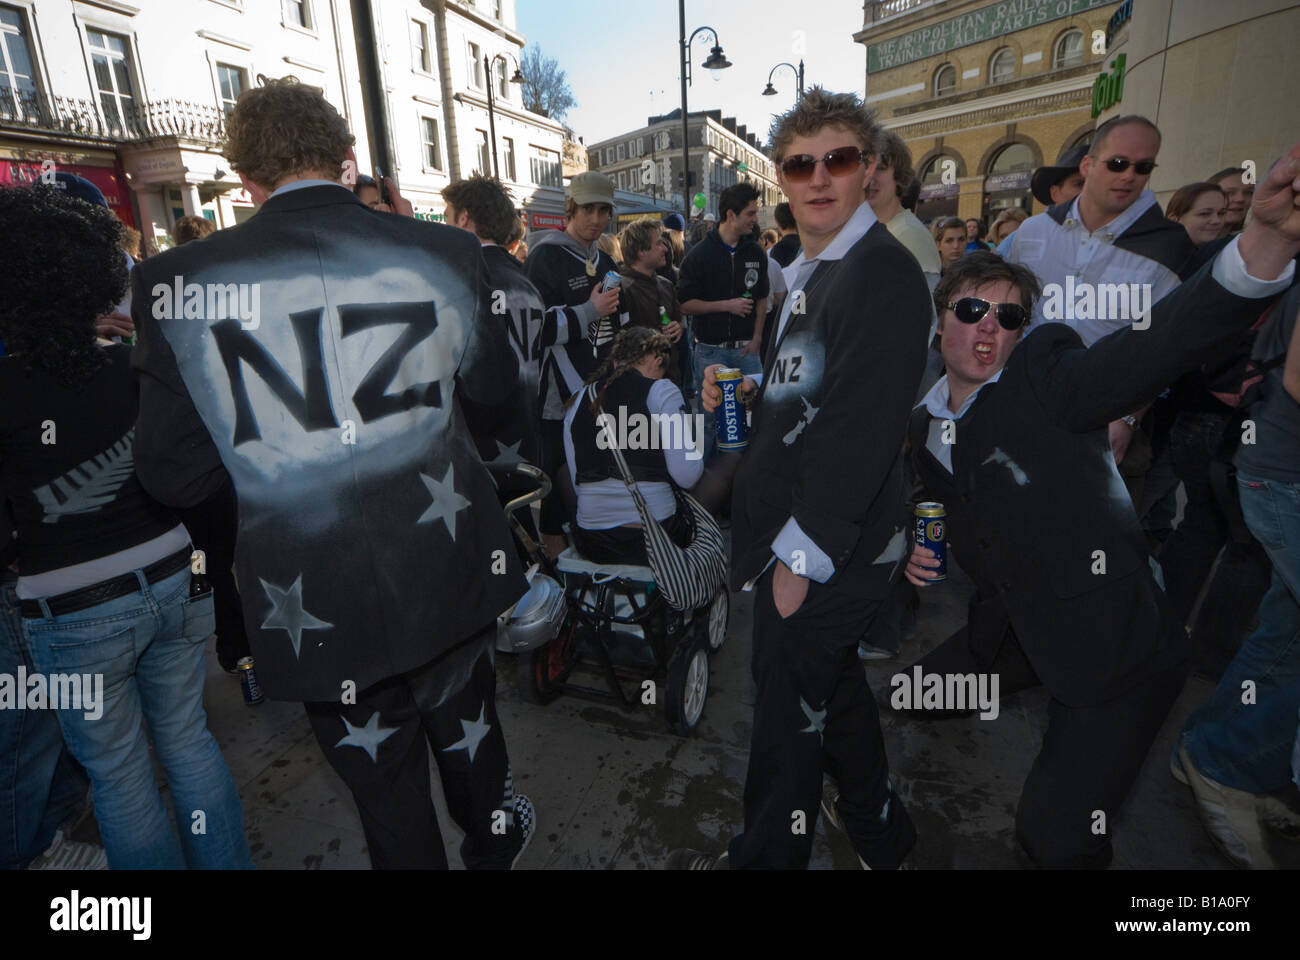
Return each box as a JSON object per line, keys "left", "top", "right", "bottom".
{"left": 900, "top": 144, "right": 1300, "bottom": 867}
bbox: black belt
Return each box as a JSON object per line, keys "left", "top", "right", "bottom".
{"left": 21, "top": 546, "right": 194, "bottom": 619}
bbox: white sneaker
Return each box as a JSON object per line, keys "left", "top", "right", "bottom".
{"left": 1179, "top": 744, "right": 1274, "bottom": 869}
{"left": 27, "top": 829, "right": 108, "bottom": 870}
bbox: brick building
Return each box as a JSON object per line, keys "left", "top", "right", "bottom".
{"left": 855, "top": 0, "right": 1124, "bottom": 226}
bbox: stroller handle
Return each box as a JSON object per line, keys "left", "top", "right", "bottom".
{"left": 502, "top": 462, "right": 551, "bottom": 515}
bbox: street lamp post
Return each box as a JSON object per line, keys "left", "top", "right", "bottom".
{"left": 761, "top": 60, "right": 805, "bottom": 104}
{"left": 678, "top": 1, "right": 731, "bottom": 220}
{"left": 484, "top": 53, "right": 524, "bottom": 179}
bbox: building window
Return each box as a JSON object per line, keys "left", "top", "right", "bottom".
{"left": 468, "top": 42, "right": 483, "bottom": 88}
{"left": 283, "top": 0, "right": 312, "bottom": 29}
{"left": 990, "top": 47, "right": 1015, "bottom": 84}
{"left": 422, "top": 116, "right": 442, "bottom": 170}
{"left": 411, "top": 20, "right": 431, "bottom": 74}
{"left": 492, "top": 0, "right": 502, "bottom": 18}
{"left": 86, "top": 29, "right": 135, "bottom": 132}
{"left": 502, "top": 136, "right": 516, "bottom": 181}
{"left": 0, "top": 4, "right": 38, "bottom": 116}
{"left": 616, "top": 143, "right": 625, "bottom": 161}
{"left": 617, "top": 171, "right": 626, "bottom": 190}
{"left": 1054, "top": 29, "right": 1084, "bottom": 69}
{"left": 530, "top": 147, "right": 561, "bottom": 188}
{"left": 494, "top": 57, "right": 508, "bottom": 99}
{"left": 933, "top": 63, "right": 956, "bottom": 97}
{"left": 989, "top": 142, "right": 1034, "bottom": 174}
{"left": 216, "top": 63, "right": 246, "bottom": 116}
{"left": 475, "top": 129, "right": 490, "bottom": 175}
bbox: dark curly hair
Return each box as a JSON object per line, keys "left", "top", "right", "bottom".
{"left": 567, "top": 326, "right": 673, "bottom": 415}
{"left": 0, "top": 185, "right": 124, "bottom": 388}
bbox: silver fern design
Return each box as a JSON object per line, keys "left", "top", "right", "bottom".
{"left": 34, "top": 428, "right": 137, "bottom": 523}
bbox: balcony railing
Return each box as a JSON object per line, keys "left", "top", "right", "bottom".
{"left": 866, "top": 0, "right": 934, "bottom": 24}
{"left": 0, "top": 90, "right": 226, "bottom": 146}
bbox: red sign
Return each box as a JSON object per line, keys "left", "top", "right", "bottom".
{"left": 0, "top": 158, "right": 137, "bottom": 228}
{"left": 529, "top": 212, "right": 566, "bottom": 230}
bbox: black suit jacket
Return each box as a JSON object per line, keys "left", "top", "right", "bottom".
{"left": 731, "top": 220, "right": 931, "bottom": 595}
{"left": 132, "top": 184, "right": 526, "bottom": 701}
{"left": 909, "top": 254, "right": 1288, "bottom": 706}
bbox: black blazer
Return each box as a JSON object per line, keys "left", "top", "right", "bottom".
{"left": 909, "top": 254, "right": 1290, "bottom": 706}
{"left": 731, "top": 221, "right": 932, "bottom": 595}
{"left": 132, "top": 184, "right": 527, "bottom": 701}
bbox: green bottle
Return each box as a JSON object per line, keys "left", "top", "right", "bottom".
{"left": 659, "top": 306, "right": 670, "bottom": 326}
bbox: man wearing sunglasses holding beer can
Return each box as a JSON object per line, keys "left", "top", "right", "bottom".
{"left": 897, "top": 142, "right": 1300, "bottom": 866}
{"left": 669, "top": 88, "right": 933, "bottom": 870}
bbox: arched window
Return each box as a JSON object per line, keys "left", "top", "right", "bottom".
{"left": 1054, "top": 30, "right": 1084, "bottom": 69}
{"left": 921, "top": 154, "right": 955, "bottom": 183}
{"left": 1071, "top": 130, "right": 1094, "bottom": 150}
{"left": 989, "top": 142, "right": 1035, "bottom": 175}
{"left": 990, "top": 47, "right": 1015, "bottom": 84}
{"left": 933, "top": 63, "right": 956, "bottom": 97}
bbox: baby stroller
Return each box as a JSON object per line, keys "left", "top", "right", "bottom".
{"left": 493, "top": 463, "right": 727, "bottom": 736}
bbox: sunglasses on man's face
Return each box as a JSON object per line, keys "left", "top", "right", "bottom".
{"left": 1101, "top": 157, "right": 1157, "bottom": 175}
{"left": 779, "top": 146, "right": 867, "bottom": 182}
{"left": 947, "top": 297, "right": 1028, "bottom": 331}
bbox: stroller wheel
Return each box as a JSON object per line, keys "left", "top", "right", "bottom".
{"left": 665, "top": 633, "right": 709, "bottom": 737}
{"left": 700, "top": 587, "right": 728, "bottom": 652}
{"left": 517, "top": 612, "right": 578, "bottom": 705}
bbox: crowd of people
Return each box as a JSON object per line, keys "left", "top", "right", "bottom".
{"left": 2, "top": 74, "right": 1298, "bottom": 872}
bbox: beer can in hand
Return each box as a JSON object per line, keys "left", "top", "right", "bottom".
{"left": 714, "top": 367, "right": 748, "bottom": 451}
{"left": 914, "top": 502, "right": 947, "bottom": 581}
{"left": 237, "top": 657, "right": 264, "bottom": 705}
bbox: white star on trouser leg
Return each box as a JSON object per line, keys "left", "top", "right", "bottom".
{"left": 417, "top": 466, "right": 470, "bottom": 539}
{"left": 444, "top": 703, "right": 492, "bottom": 763}
{"left": 335, "top": 712, "right": 398, "bottom": 763}
{"left": 260, "top": 574, "right": 333, "bottom": 658}
{"left": 799, "top": 697, "right": 826, "bottom": 739}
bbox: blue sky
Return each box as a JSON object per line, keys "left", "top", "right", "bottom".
{"left": 516, "top": 1, "right": 867, "bottom": 146}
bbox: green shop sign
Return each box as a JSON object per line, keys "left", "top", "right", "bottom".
{"left": 867, "top": 0, "right": 1116, "bottom": 73}
{"left": 1090, "top": 52, "right": 1126, "bottom": 117}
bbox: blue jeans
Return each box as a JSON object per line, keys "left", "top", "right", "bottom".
{"left": 1, "top": 573, "right": 89, "bottom": 868}
{"left": 693, "top": 340, "right": 762, "bottom": 463}
{"left": 1182, "top": 473, "right": 1300, "bottom": 794}
{"left": 22, "top": 566, "right": 253, "bottom": 869}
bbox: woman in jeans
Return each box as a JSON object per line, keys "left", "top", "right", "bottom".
{"left": 0, "top": 184, "right": 251, "bottom": 869}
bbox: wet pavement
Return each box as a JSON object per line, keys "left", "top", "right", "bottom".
{"left": 149, "top": 552, "right": 1300, "bottom": 870}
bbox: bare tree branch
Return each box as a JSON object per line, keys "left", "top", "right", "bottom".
{"left": 518, "top": 43, "right": 576, "bottom": 121}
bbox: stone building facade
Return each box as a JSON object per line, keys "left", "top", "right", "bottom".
{"left": 855, "top": 0, "right": 1124, "bottom": 226}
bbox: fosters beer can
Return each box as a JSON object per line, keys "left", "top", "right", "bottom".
{"left": 914, "top": 502, "right": 947, "bottom": 581}
{"left": 714, "top": 368, "right": 748, "bottom": 451}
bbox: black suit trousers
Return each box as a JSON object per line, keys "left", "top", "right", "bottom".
{"left": 904, "top": 620, "right": 1186, "bottom": 867}
{"left": 728, "top": 568, "right": 916, "bottom": 868}
{"left": 304, "top": 628, "right": 521, "bottom": 869}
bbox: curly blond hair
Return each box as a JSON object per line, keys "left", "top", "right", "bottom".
{"left": 223, "top": 77, "right": 355, "bottom": 188}
{"left": 768, "top": 86, "right": 880, "bottom": 165}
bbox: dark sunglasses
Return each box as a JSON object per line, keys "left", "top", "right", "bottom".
{"left": 947, "top": 297, "right": 1028, "bottom": 331}
{"left": 1102, "top": 157, "right": 1157, "bottom": 175}
{"left": 780, "top": 146, "right": 867, "bottom": 182}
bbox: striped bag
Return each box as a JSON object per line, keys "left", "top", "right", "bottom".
{"left": 589, "top": 385, "right": 727, "bottom": 611}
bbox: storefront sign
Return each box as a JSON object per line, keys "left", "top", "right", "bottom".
{"left": 1091, "top": 52, "right": 1127, "bottom": 118}
{"left": 868, "top": 0, "right": 1114, "bottom": 73}
{"left": 919, "top": 182, "right": 960, "bottom": 200}
{"left": 530, "top": 212, "right": 566, "bottom": 230}
{"left": 0, "top": 157, "right": 136, "bottom": 227}
{"left": 984, "top": 171, "right": 1033, "bottom": 192}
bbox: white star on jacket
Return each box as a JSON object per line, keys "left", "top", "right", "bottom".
{"left": 259, "top": 574, "right": 333, "bottom": 658}
{"left": 444, "top": 703, "right": 492, "bottom": 763}
{"left": 417, "top": 465, "right": 471, "bottom": 539}
{"left": 334, "top": 711, "right": 398, "bottom": 763}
